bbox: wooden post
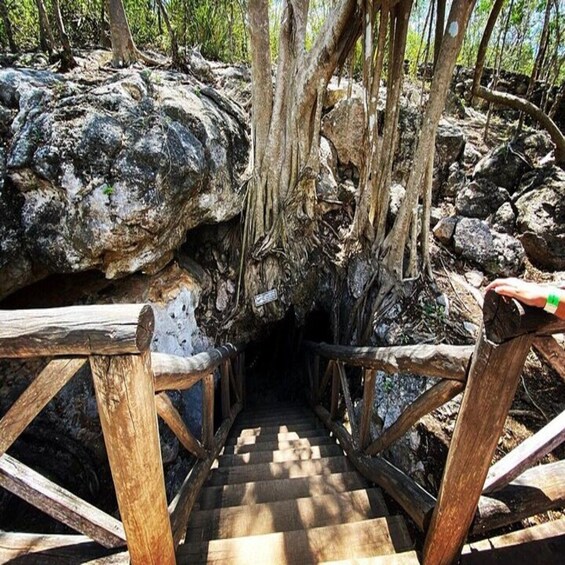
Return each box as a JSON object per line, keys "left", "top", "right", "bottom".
{"left": 360, "top": 369, "right": 376, "bottom": 450}
{"left": 90, "top": 352, "right": 175, "bottom": 565}
{"left": 221, "top": 361, "right": 230, "bottom": 419}
{"left": 202, "top": 373, "right": 215, "bottom": 450}
{"left": 330, "top": 362, "right": 340, "bottom": 419}
{"left": 422, "top": 317, "right": 533, "bottom": 564}
{"left": 312, "top": 355, "right": 320, "bottom": 404}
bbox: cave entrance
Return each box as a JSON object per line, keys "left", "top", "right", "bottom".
{"left": 243, "top": 306, "right": 333, "bottom": 409}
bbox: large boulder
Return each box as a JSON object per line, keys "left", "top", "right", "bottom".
{"left": 453, "top": 217, "right": 525, "bottom": 276}
{"left": 321, "top": 97, "right": 365, "bottom": 169}
{"left": 435, "top": 119, "right": 465, "bottom": 170}
{"left": 0, "top": 68, "right": 249, "bottom": 299}
{"left": 455, "top": 179, "right": 510, "bottom": 219}
{"left": 514, "top": 166, "right": 565, "bottom": 270}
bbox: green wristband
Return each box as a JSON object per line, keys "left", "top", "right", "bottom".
{"left": 544, "top": 292, "right": 560, "bottom": 314}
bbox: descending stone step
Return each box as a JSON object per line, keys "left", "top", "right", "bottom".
{"left": 217, "top": 444, "right": 343, "bottom": 467}
{"left": 206, "top": 456, "right": 354, "bottom": 486}
{"left": 178, "top": 516, "right": 413, "bottom": 564}
{"left": 225, "top": 429, "right": 331, "bottom": 446}
{"left": 222, "top": 436, "right": 337, "bottom": 455}
{"left": 186, "top": 489, "right": 388, "bottom": 542}
{"left": 196, "top": 472, "right": 370, "bottom": 510}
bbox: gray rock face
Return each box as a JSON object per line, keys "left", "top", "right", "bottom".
{"left": 455, "top": 179, "right": 510, "bottom": 219}
{"left": 321, "top": 97, "right": 364, "bottom": 168}
{"left": 0, "top": 68, "right": 249, "bottom": 299}
{"left": 491, "top": 202, "right": 516, "bottom": 234}
{"left": 474, "top": 142, "right": 532, "bottom": 192}
{"left": 435, "top": 119, "right": 465, "bottom": 170}
{"left": 433, "top": 216, "right": 458, "bottom": 245}
{"left": 514, "top": 166, "right": 565, "bottom": 270}
{"left": 453, "top": 217, "right": 525, "bottom": 276}
{"left": 317, "top": 136, "right": 339, "bottom": 200}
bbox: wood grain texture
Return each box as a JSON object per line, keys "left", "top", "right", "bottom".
{"left": 305, "top": 341, "right": 472, "bottom": 381}
{"left": 90, "top": 352, "right": 175, "bottom": 565}
{"left": 359, "top": 369, "right": 376, "bottom": 450}
{"left": 0, "top": 304, "right": 154, "bottom": 358}
{"left": 475, "top": 460, "right": 565, "bottom": 534}
{"left": 0, "top": 453, "right": 126, "bottom": 548}
{"left": 330, "top": 362, "right": 340, "bottom": 419}
{"left": 221, "top": 361, "right": 230, "bottom": 419}
{"left": 484, "top": 290, "right": 565, "bottom": 344}
{"left": 422, "top": 329, "right": 533, "bottom": 565}
{"left": 169, "top": 403, "right": 241, "bottom": 547}
{"left": 202, "top": 373, "right": 215, "bottom": 450}
{"left": 0, "top": 358, "right": 85, "bottom": 457}
{"left": 462, "top": 517, "right": 565, "bottom": 565}
{"left": 0, "top": 533, "right": 127, "bottom": 564}
{"left": 366, "top": 379, "right": 464, "bottom": 456}
{"left": 483, "top": 409, "right": 565, "bottom": 493}
{"left": 152, "top": 345, "right": 240, "bottom": 391}
{"left": 533, "top": 336, "right": 565, "bottom": 381}
{"left": 155, "top": 392, "right": 207, "bottom": 459}
{"left": 314, "top": 404, "right": 436, "bottom": 531}
{"left": 337, "top": 362, "right": 358, "bottom": 445}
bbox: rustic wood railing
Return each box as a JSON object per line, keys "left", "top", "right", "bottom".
{"left": 305, "top": 290, "right": 565, "bottom": 565}
{"left": 0, "top": 305, "right": 245, "bottom": 564}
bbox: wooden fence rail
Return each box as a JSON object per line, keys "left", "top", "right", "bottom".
{"left": 305, "top": 290, "right": 565, "bottom": 565}
{"left": 0, "top": 304, "right": 246, "bottom": 565}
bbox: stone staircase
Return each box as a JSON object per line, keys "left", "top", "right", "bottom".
{"left": 178, "top": 403, "right": 419, "bottom": 564}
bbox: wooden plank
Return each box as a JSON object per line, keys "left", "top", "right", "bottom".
{"left": 169, "top": 403, "right": 241, "bottom": 547}
{"left": 186, "top": 489, "right": 388, "bottom": 541}
{"left": 155, "top": 392, "right": 207, "bottom": 459}
{"left": 228, "top": 359, "right": 240, "bottom": 403}
{"left": 422, "top": 326, "right": 533, "bottom": 565}
{"left": 220, "top": 361, "right": 230, "bottom": 419}
{"left": 320, "top": 551, "right": 420, "bottom": 565}
{"left": 484, "top": 290, "right": 565, "bottom": 344}
{"left": 318, "top": 359, "right": 334, "bottom": 399}
{"left": 0, "top": 532, "right": 127, "bottom": 564}
{"left": 475, "top": 460, "right": 565, "bottom": 534}
{"left": 179, "top": 516, "right": 413, "bottom": 564}
{"left": 0, "top": 305, "right": 154, "bottom": 358}
{"left": 359, "top": 369, "right": 376, "bottom": 449}
{"left": 0, "top": 358, "right": 86, "bottom": 457}
{"left": 312, "top": 355, "right": 320, "bottom": 403}
{"left": 90, "top": 352, "right": 175, "bottom": 565}
{"left": 196, "top": 472, "right": 369, "bottom": 510}
{"left": 533, "top": 336, "right": 565, "bottom": 381}
{"left": 305, "top": 341, "right": 472, "bottom": 381}
{"left": 202, "top": 373, "right": 215, "bottom": 450}
{"left": 218, "top": 444, "right": 343, "bottom": 466}
{"left": 483, "top": 409, "right": 565, "bottom": 493}
{"left": 314, "top": 405, "right": 436, "bottom": 531}
{"left": 152, "top": 345, "right": 240, "bottom": 391}
{"left": 330, "top": 362, "right": 340, "bottom": 419}
{"left": 0, "top": 453, "right": 126, "bottom": 548}
{"left": 337, "top": 362, "right": 359, "bottom": 445}
{"left": 366, "top": 379, "right": 464, "bottom": 456}
{"left": 462, "top": 518, "right": 565, "bottom": 565}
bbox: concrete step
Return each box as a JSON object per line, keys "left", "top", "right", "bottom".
{"left": 196, "top": 472, "right": 370, "bottom": 510}
{"left": 186, "top": 488, "right": 388, "bottom": 542}
{"left": 178, "top": 516, "right": 413, "bottom": 564}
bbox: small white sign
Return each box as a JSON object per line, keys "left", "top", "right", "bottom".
{"left": 254, "top": 288, "right": 278, "bottom": 307}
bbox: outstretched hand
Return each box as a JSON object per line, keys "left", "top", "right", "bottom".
{"left": 485, "top": 278, "right": 549, "bottom": 309}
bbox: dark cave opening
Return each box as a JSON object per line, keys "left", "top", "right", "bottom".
{"left": 243, "top": 306, "right": 333, "bottom": 408}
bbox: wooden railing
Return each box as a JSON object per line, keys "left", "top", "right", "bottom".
{"left": 0, "top": 304, "right": 245, "bottom": 564}
{"left": 305, "top": 290, "right": 565, "bottom": 565}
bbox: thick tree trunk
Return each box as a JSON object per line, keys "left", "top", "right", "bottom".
{"left": 52, "top": 0, "right": 77, "bottom": 71}
{"left": 382, "top": 0, "right": 477, "bottom": 279}
{"left": 0, "top": 0, "right": 16, "bottom": 52}
{"left": 108, "top": 0, "right": 138, "bottom": 66}
{"left": 433, "top": 0, "right": 446, "bottom": 69}
{"left": 35, "top": 0, "right": 55, "bottom": 55}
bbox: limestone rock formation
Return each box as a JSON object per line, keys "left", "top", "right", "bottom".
{"left": 455, "top": 179, "right": 510, "bottom": 219}
{"left": 0, "top": 68, "right": 249, "bottom": 300}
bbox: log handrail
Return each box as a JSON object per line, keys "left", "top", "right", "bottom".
{"left": 0, "top": 304, "right": 247, "bottom": 565}
{"left": 0, "top": 305, "right": 154, "bottom": 357}
{"left": 304, "top": 289, "right": 564, "bottom": 565}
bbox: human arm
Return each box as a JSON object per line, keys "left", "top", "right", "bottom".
{"left": 485, "top": 278, "right": 565, "bottom": 320}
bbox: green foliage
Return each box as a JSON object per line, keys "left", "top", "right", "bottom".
{"left": 101, "top": 183, "right": 114, "bottom": 196}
